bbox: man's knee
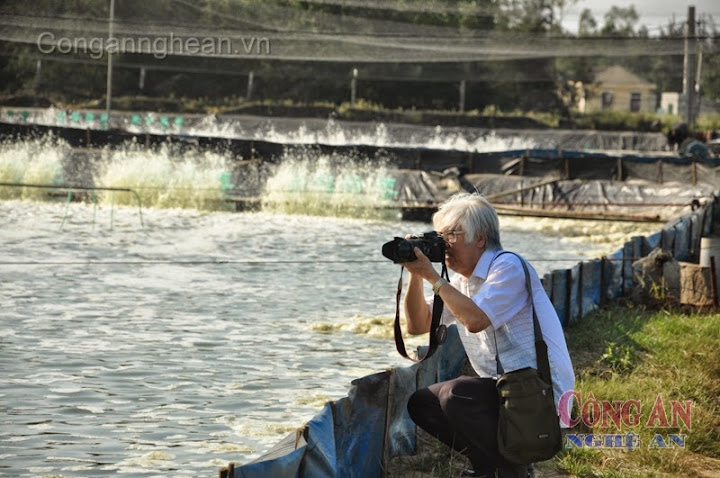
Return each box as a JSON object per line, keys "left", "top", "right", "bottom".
{"left": 440, "top": 378, "right": 495, "bottom": 410}
{"left": 407, "top": 387, "right": 438, "bottom": 423}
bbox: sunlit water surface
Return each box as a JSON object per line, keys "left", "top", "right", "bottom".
{"left": 0, "top": 137, "right": 661, "bottom": 477}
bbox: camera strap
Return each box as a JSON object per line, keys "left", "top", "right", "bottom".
{"left": 393, "top": 262, "right": 449, "bottom": 363}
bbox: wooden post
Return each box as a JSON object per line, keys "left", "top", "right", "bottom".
{"left": 34, "top": 59, "right": 42, "bottom": 91}
{"left": 106, "top": 0, "right": 115, "bottom": 118}
{"left": 600, "top": 257, "right": 606, "bottom": 307}
{"left": 459, "top": 80, "right": 466, "bottom": 113}
{"left": 350, "top": 68, "right": 358, "bottom": 106}
{"left": 542, "top": 273, "right": 553, "bottom": 303}
{"left": 622, "top": 241, "right": 634, "bottom": 296}
{"left": 219, "top": 463, "right": 234, "bottom": 478}
{"left": 382, "top": 369, "right": 395, "bottom": 474}
{"left": 683, "top": 6, "right": 696, "bottom": 125}
{"left": 565, "top": 269, "right": 572, "bottom": 324}
{"left": 246, "top": 71, "right": 254, "bottom": 101}
{"left": 139, "top": 66, "right": 146, "bottom": 91}
{"left": 632, "top": 236, "right": 644, "bottom": 261}
{"left": 710, "top": 257, "right": 719, "bottom": 308}
{"left": 577, "top": 262, "right": 584, "bottom": 319}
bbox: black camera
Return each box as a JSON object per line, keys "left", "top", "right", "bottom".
{"left": 382, "top": 231, "right": 446, "bottom": 263}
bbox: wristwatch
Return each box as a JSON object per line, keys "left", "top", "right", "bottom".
{"left": 432, "top": 277, "right": 448, "bottom": 295}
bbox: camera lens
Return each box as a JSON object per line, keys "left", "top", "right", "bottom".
{"left": 398, "top": 239, "right": 419, "bottom": 262}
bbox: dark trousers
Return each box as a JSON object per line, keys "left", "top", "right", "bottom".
{"left": 408, "top": 375, "right": 515, "bottom": 474}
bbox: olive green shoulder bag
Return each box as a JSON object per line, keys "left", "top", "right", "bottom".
{"left": 491, "top": 251, "right": 562, "bottom": 465}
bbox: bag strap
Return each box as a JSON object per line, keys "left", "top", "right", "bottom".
{"left": 393, "top": 263, "right": 449, "bottom": 363}
{"left": 490, "top": 252, "right": 552, "bottom": 386}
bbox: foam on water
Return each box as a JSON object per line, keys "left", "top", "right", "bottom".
{"left": 0, "top": 136, "right": 68, "bottom": 200}
{"left": 499, "top": 215, "right": 660, "bottom": 258}
{"left": 96, "top": 142, "right": 233, "bottom": 210}
{"left": 0, "top": 131, "right": 536, "bottom": 223}
{"left": 0, "top": 137, "right": 235, "bottom": 211}
{"left": 310, "top": 314, "right": 429, "bottom": 344}
{"left": 0, "top": 136, "right": 409, "bottom": 217}
{"left": 185, "top": 116, "right": 537, "bottom": 152}
{"left": 261, "top": 149, "right": 400, "bottom": 219}
{"left": 13, "top": 108, "right": 541, "bottom": 153}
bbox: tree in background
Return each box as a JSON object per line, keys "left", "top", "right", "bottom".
{"left": 578, "top": 8, "right": 597, "bottom": 36}
{"left": 1, "top": 0, "right": 717, "bottom": 114}
{"left": 698, "top": 16, "right": 720, "bottom": 102}
{"left": 600, "top": 5, "right": 640, "bottom": 37}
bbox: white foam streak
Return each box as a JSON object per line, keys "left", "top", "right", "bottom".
{"left": 13, "top": 108, "right": 540, "bottom": 152}
{"left": 243, "top": 119, "right": 536, "bottom": 152}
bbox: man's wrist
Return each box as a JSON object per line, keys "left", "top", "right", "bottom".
{"left": 432, "top": 277, "right": 448, "bottom": 295}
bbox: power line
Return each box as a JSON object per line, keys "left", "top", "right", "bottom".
{"left": 291, "top": 0, "right": 495, "bottom": 15}
{"left": 0, "top": 257, "right": 633, "bottom": 266}
{"left": 0, "top": 259, "right": 380, "bottom": 265}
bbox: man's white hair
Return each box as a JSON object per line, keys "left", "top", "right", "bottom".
{"left": 432, "top": 192, "right": 502, "bottom": 250}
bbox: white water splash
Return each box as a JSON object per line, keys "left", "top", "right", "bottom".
{"left": 261, "top": 149, "right": 399, "bottom": 219}
{"left": 5, "top": 108, "right": 539, "bottom": 153}
{"left": 0, "top": 136, "right": 68, "bottom": 200}
{"left": 96, "top": 142, "right": 233, "bottom": 210}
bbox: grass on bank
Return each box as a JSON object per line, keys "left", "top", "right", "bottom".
{"left": 386, "top": 304, "right": 720, "bottom": 478}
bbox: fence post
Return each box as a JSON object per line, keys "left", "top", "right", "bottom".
{"left": 600, "top": 257, "right": 606, "bottom": 307}
{"left": 576, "top": 261, "right": 584, "bottom": 320}
{"left": 565, "top": 268, "right": 572, "bottom": 324}
{"left": 623, "top": 241, "right": 634, "bottom": 296}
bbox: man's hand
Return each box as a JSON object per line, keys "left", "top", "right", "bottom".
{"left": 400, "top": 247, "right": 441, "bottom": 285}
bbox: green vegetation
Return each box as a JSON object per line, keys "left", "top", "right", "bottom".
{"left": 387, "top": 305, "right": 720, "bottom": 477}
{"left": 559, "top": 305, "right": 720, "bottom": 477}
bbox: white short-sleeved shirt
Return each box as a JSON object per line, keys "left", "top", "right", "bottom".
{"left": 429, "top": 249, "right": 575, "bottom": 415}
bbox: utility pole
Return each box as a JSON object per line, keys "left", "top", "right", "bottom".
{"left": 350, "top": 68, "right": 358, "bottom": 106}
{"left": 34, "top": 60, "right": 42, "bottom": 91}
{"left": 246, "top": 71, "right": 254, "bottom": 101}
{"left": 683, "top": 5, "right": 696, "bottom": 125}
{"left": 106, "top": 0, "right": 116, "bottom": 119}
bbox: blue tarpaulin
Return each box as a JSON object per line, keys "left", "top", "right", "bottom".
{"left": 230, "top": 325, "right": 467, "bottom": 478}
